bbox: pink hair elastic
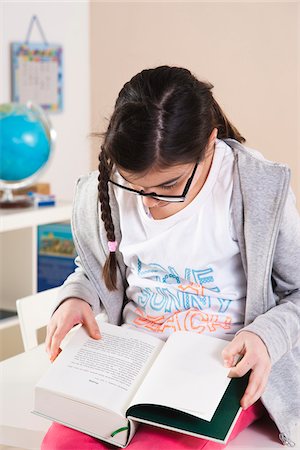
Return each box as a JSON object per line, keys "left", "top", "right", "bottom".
{"left": 108, "top": 240, "right": 118, "bottom": 253}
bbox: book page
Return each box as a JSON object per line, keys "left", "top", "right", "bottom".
{"left": 36, "top": 322, "right": 164, "bottom": 416}
{"left": 130, "top": 331, "right": 231, "bottom": 421}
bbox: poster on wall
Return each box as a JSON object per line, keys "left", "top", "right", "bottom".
{"left": 11, "top": 42, "right": 63, "bottom": 112}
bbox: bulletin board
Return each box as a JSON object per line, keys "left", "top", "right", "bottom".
{"left": 10, "top": 16, "right": 63, "bottom": 112}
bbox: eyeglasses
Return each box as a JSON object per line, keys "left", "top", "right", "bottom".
{"left": 108, "top": 162, "right": 199, "bottom": 203}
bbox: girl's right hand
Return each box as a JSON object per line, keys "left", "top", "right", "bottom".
{"left": 45, "top": 298, "right": 101, "bottom": 362}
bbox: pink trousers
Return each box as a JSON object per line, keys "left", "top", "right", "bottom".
{"left": 41, "top": 401, "right": 266, "bottom": 450}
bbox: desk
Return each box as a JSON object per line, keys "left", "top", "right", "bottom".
{"left": 0, "top": 344, "right": 50, "bottom": 449}
{"left": 0, "top": 344, "right": 297, "bottom": 450}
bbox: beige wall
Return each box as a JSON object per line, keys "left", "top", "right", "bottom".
{"left": 91, "top": 1, "right": 299, "bottom": 201}
{"left": 1, "top": 1, "right": 91, "bottom": 201}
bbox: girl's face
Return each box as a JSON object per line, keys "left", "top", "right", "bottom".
{"left": 118, "top": 131, "right": 217, "bottom": 219}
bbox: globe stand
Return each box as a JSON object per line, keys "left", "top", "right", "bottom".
{"left": 0, "top": 188, "right": 34, "bottom": 209}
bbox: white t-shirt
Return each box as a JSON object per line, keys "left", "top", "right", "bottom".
{"left": 112, "top": 139, "right": 247, "bottom": 341}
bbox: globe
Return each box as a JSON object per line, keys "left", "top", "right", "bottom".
{"left": 0, "top": 102, "right": 56, "bottom": 208}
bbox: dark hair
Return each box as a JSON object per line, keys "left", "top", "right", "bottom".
{"left": 96, "top": 65, "right": 245, "bottom": 290}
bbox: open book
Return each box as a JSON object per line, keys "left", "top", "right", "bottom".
{"left": 33, "top": 319, "right": 248, "bottom": 448}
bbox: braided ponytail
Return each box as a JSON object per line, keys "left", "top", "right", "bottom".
{"left": 98, "top": 147, "right": 118, "bottom": 290}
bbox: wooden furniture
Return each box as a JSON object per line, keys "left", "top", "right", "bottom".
{"left": 0, "top": 202, "right": 72, "bottom": 359}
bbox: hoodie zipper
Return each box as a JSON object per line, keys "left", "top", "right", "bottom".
{"left": 279, "top": 433, "right": 295, "bottom": 447}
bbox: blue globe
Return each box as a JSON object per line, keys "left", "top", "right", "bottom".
{"left": 0, "top": 102, "right": 55, "bottom": 185}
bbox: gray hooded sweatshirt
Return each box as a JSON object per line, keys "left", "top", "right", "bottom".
{"left": 55, "top": 139, "right": 300, "bottom": 446}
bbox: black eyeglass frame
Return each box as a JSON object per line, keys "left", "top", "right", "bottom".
{"left": 108, "top": 162, "right": 199, "bottom": 203}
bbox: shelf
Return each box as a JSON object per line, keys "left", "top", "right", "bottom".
{"left": 0, "top": 202, "right": 73, "bottom": 338}
{"left": 0, "top": 201, "right": 72, "bottom": 232}
{"left": 0, "top": 313, "right": 19, "bottom": 330}
{"left": 0, "top": 202, "right": 74, "bottom": 359}
{"left": 0, "top": 308, "right": 17, "bottom": 320}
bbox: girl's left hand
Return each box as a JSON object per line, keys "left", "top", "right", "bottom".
{"left": 222, "top": 331, "right": 271, "bottom": 410}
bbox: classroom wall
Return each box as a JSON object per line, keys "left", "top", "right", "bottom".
{"left": 90, "top": 1, "right": 300, "bottom": 202}
{"left": 0, "top": 1, "right": 91, "bottom": 201}
{"left": 1, "top": 2, "right": 299, "bottom": 201}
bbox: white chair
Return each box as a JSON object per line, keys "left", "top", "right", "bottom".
{"left": 0, "top": 288, "right": 60, "bottom": 449}
{"left": 16, "top": 287, "right": 60, "bottom": 351}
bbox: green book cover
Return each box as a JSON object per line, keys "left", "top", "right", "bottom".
{"left": 126, "top": 372, "right": 249, "bottom": 443}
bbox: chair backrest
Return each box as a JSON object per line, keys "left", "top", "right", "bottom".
{"left": 16, "top": 287, "right": 60, "bottom": 351}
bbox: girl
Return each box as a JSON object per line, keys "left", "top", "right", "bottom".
{"left": 43, "top": 66, "right": 300, "bottom": 449}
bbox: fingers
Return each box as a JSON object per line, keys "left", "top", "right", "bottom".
{"left": 45, "top": 298, "right": 101, "bottom": 362}
{"left": 45, "top": 321, "right": 56, "bottom": 355}
{"left": 222, "top": 339, "right": 244, "bottom": 369}
{"left": 82, "top": 308, "right": 101, "bottom": 340}
{"left": 222, "top": 331, "right": 271, "bottom": 410}
{"left": 46, "top": 319, "right": 73, "bottom": 362}
{"left": 228, "top": 354, "right": 253, "bottom": 378}
{"left": 240, "top": 362, "right": 270, "bottom": 409}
